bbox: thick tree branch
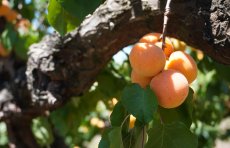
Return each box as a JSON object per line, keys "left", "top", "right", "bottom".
{"left": 6, "top": 119, "right": 39, "bottom": 148}
{"left": 25, "top": 0, "right": 229, "bottom": 109}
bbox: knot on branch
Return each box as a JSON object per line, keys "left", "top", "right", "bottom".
{"left": 26, "top": 34, "right": 64, "bottom": 107}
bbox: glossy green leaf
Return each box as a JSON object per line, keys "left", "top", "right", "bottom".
{"left": 56, "top": 0, "right": 101, "bottom": 22}
{"left": 121, "top": 84, "right": 158, "bottom": 124}
{"left": 47, "top": 0, "right": 79, "bottom": 36}
{"left": 110, "top": 102, "right": 127, "bottom": 127}
{"left": 109, "top": 127, "right": 124, "bottom": 148}
{"left": 158, "top": 88, "right": 194, "bottom": 128}
{"left": 146, "top": 122, "right": 198, "bottom": 148}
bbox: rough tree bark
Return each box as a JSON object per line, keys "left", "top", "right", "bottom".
{"left": 0, "top": 0, "right": 229, "bottom": 147}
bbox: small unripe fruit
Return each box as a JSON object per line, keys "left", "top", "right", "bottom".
{"left": 129, "top": 43, "right": 166, "bottom": 77}
{"left": 150, "top": 69, "right": 189, "bottom": 108}
{"left": 131, "top": 70, "right": 152, "bottom": 88}
{"left": 166, "top": 51, "right": 198, "bottom": 83}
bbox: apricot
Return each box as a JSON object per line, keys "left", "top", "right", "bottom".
{"left": 0, "top": 4, "right": 18, "bottom": 22}
{"left": 139, "top": 33, "right": 174, "bottom": 57}
{"left": 166, "top": 51, "right": 197, "bottom": 83}
{"left": 150, "top": 69, "right": 189, "bottom": 108}
{"left": 155, "top": 41, "right": 174, "bottom": 58}
{"left": 131, "top": 70, "right": 152, "bottom": 88}
{"left": 16, "top": 19, "right": 31, "bottom": 33}
{"left": 5, "top": 10, "right": 18, "bottom": 22}
{"left": 0, "top": 5, "right": 10, "bottom": 16}
{"left": 129, "top": 43, "right": 166, "bottom": 77}
{"left": 139, "top": 33, "right": 161, "bottom": 44}
{"left": 170, "top": 38, "right": 186, "bottom": 51}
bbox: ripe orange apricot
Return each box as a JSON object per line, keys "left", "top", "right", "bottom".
{"left": 129, "top": 43, "right": 166, "bottom": 77}
{"left": 0, "top": 5, "right": 18, "bottom": 22}
{"left": 139, "top": 33, "right": 174, "bottom": 58}
{"left": 139, "top": 33, "right": 161, "bottom": 44}
{"left": 155, "top": 41, "right": 174, "bottom": 58}
{"left": 165, "top": 51, "right": 198, "bottom": 83}
{"left": 150, "top": 69, "right": 189, "bottom": 108}
{"left": 5, "top": 10, "right": 18, "bottom": 22}
{"left": 131, "top": 70, "right": 152, "bottom": 88}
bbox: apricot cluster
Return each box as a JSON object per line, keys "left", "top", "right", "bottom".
{"left": 129, "top": 33, "right": 197, "bottom": 109}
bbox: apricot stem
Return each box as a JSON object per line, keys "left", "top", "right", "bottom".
{"left": 161, "top": 0, "right": 172, "bottom": 51}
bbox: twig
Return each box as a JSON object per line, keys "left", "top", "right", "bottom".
{"left": 161, "top": 0, "right": 172, "bottom": 50}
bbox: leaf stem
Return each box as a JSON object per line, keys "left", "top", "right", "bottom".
{"left": 121, "top": 114, "right": 130, "bottom": 128}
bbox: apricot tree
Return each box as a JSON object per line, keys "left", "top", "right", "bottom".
{"left": 0, "top": 0, "right": 229, "bottom": 147}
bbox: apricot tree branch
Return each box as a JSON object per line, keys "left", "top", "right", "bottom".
{"left": 25, "top": 0, "right": 229, "bottom": 110}
{"left": 0, "top": 0, "right": 229, "bottom": 122}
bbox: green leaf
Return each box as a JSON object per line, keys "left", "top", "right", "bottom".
{"left": 158, "top": 88, "right": 194, "bottom": 128}
{"left": 99, "top": 128, "right": 112, "bottom": 148}
{"left": 32, "top": 117, "right": 54, "bottom": 146}
{"left": 146, "top": 122, "right": 198, "bottom": 148}
{"left": 56, "top": 0, "right": 101, "bottom": 22}
{"left": 0, "top": 24, "right": 18, "bottom": 51}
{"left": 109, "top": 127, "right": 124, "bottom": 148}
{"left": 47, "top": 0, "right": 79, "bottom": 36}
{"left": 0, "top": 122, "right": 8, "bottom": 145}
{"left": 110, "top": 102, "right": 127, "bottom": 127}
{"left": 14, "top": 30, "right": 39, "bottom": 59}
{"left": 97, "top": 70, "right": 127, "bottom": 100}
{"left": 121, "top": 84, "right": 158, "bottom": 124}
{"left": 214, "top": 62, "right": 230, "bottom": 82}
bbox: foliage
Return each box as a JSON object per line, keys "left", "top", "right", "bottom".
{"left": 121, "top": 84, "right": 158, "bottom": 124}
{"left": 99, "top": 84, "right": 197, "bottom": 148}
{"left": 146, "top": 122, "right": 197, "bottom": 148}
{"left": 0, "top": 122, "right": 7, "bottom": 147}
{"left": 32, "top": 117, "right": 54, "bottom": 146}
{"left": 47, "top": 0, "right": 102, "bottom": 36}
{"left": 47, "top": 0, "right": 79, "bottom": 36}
